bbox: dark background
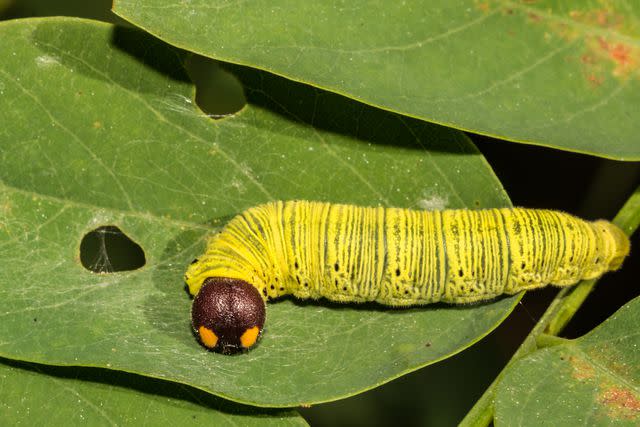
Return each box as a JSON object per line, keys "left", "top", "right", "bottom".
{"left": 2, "top": 1, "right": 638, "bottom": 425}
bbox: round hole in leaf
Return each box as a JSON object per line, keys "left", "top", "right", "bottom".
{"left": 80, "top": 225, "right": 145, "bottom": 273}
{"left": 185, "top": 55, "right": 246, "bottom": 120}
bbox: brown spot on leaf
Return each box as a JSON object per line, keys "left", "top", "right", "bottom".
{"left": 569, "top": 355, "right": 595, "bottom": 380}
{"left": 598, "top": 36, "right": 610, "bottom": 51}
{"left": 528, "top": 13, "right": 541, "bottom": 23}
{"left": 581, "top": 54, "right": 595, "bottom": 65}
{"left": 587, "top": 347, "right": 634, "bottom": 379}
{"left": 476, "top": 2, "right": 490, "bottom": 13}
{"left": 569, "top": 9, "right": 624, "bottom": 31}
{"left": 598, "top": 386, "right": 640, "bottom": 420}
{"left": 587, "top": 74, "right": 603, "bottom": 87}
{"left": 596, "top": 10, "right": 610, "bottom": 27}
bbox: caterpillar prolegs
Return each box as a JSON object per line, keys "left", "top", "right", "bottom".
{"left": 186, "top": 201, "right": 630, "bottom": 353}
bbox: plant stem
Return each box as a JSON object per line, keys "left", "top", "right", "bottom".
{"left": 547, "top": 186, "right": 640, "bottom": 335}
{"left": 459, "top": 185, "right": 640, "bottom": 427}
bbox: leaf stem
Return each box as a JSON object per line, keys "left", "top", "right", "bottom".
{"left": 459, "top": 185, "right": 640, "bottom": 427}
{"left": 535, "top": 333, "right": 569, "bottom": 348}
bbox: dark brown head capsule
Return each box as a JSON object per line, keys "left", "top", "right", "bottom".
{"left": 191, "top": 277, "right": 265, "bottom": 354}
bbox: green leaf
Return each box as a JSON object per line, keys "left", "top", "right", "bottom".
{"left": 0, "top": 17, "right": 513, "bottom": 407}
{"left": 0, "top": 359, "right": 306, "bottom": 425}
{"left": 494, "top": 296, "right": 640, "bottom": 426}
{"left": 111, "top": 0, "right": 640, "bottom": 160}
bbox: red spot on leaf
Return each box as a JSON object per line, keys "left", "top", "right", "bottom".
{"left": 595, "top": 37, "right": 636, "bottom": 77}
{"left": 599, "top": 386, "right": 640, "bottom": 420}
{"left": 610, "top": 44, "right": 631, "bottom": 66}
{"left": 562, "top": 7, "right": 638, "bottom": 80}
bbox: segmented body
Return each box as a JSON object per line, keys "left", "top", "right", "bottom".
{"left": 185, "top": 201, "right": 629, "bottom": 305}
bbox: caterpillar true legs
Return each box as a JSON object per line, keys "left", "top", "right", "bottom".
{"left": 186, "top": 201, "right": 630, "bottom": 353}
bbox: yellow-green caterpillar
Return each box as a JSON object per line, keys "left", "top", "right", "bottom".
{"left": 186, "top": 201, "right": 630, "bottom": 353}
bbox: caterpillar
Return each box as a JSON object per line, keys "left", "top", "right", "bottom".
{"left": 186, "top": 200, "right": 630, "bottom": 353}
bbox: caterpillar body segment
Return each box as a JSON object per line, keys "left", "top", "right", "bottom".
{"left": 186, "top": 201, "right": 628, "bottom": 304}
{"left": 186, "top": 201, "right": 629, "bottom": 353}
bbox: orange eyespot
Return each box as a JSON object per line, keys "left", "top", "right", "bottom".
{"left": 198, "top": 326, "right": 219, "bottom": 349}
{"left": 240, "top": 326, "right": 260, "bottom": 348}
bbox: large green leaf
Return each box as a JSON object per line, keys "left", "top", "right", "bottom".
{"left": 111, "top": 0, "right": 640, "bottom": 160}
{"left": 0, "top": 359, "right": 305, "bottom": 425}
{"left": 494, "top": 296, "right": 640, "bottom": 426}
{"left": 0, "top": 17, "right": 514, "bottom": 407}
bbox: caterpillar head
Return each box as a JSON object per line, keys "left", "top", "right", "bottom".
{"left": 191, "top": 277, "right": 266, "bottom": 354}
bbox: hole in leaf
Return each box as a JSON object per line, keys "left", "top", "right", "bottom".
{"left": 80, "top": 225, "right": 146, "bottom": 273}
{"left": 184, "top": 55, "right": 246, "bottom": 120}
